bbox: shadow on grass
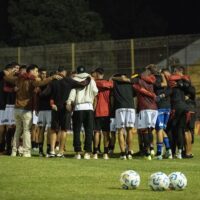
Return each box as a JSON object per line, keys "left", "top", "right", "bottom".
{"left": 108, "top": 187, "right": 151, "bottom": 192}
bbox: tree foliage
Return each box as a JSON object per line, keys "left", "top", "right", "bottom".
{"left": 8, "top": 0, "right": 108, "bottom": 46}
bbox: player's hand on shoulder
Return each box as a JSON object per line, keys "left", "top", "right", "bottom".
{"left": 52, "top": 74, "right": 63, "bottom": 80}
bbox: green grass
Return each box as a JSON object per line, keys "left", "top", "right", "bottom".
{"left": 0, "top": 135, "right": 200, "bottom": 200}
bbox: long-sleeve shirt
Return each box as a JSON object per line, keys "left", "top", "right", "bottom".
{"left": 67, "top": 73, "right": 98, "bottom": 106}
{"left": 95, "top": 79, "right": 113, "bottom": 117}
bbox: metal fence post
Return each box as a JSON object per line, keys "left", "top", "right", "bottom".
{"left": 17, "top": 47, "right": 21, "bottom": 64}
{"left": 130, "top": 39, "right": 135, "bottom": 73}
{"left": 71, "top": 43, "right": 75, "bottom": 71}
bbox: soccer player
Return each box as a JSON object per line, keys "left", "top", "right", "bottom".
{"left": 67, "top": 66, "right": 98, "bottom": 160}
{"left": 184, "top": 80, "right": 196, "bottom": 158}
{"left": 149, "top": 66, "right": 172, "bottom": 160}
{"left": 5, "top": 64, "right": 62, "bottom": 157}
{"left": 167, "top": 66, "right": 190, "bottom": 159}
{"left": 132, "top": 67, "right": 158, "bottom": 160}
{"left": 49, "top": 66, "right": 91, "bottom": 157}
{"left": 93, "top": 67, "right": 113, "bottom": 159}
{"left": 3, "top": 63, "right": 19, "bottom": 154}
{"left": 37, "top": 68, "right": 52, "bottom": 157}
{"left": 112, "top": 73, "right": 136, "bottom": 160}
{"left": 0, "top": 65, "right": 13, "bottom": 154}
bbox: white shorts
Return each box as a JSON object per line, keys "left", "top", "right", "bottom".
{"left": 37, "top": 111, "right": 51, "bottom": 127}
{"left": 110, "top": 118, "right": 116, "bottom": 132}
{"left": 0, "top": 110, "right": 6, "bottom": 125}
{"left": 136, "top": 109, "right": 158, "bottom": 129}
{"left": 32, "top": 111, "right": 38, "bottom": 125}
{"left": 115, "top": 108, "right": 136, "bottom": 129}
{"left": 4, "top": 105, "right": 15, "bottom": 125}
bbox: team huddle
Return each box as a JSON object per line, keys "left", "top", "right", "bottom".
{"left": 0, "top": 62, "right": 196, "bottom": 160}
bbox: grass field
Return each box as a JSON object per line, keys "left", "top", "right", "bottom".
{"left": 0, "top": 135, "right": 200, "bottom": 200}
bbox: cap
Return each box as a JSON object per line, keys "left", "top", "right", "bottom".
{"left": 76, "top": 66, "right": 86, "bottom": 74}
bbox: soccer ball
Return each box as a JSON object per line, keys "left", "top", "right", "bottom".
{"left": 168, "top": 172, "right": 187, "bottom": 190}
{"left": 120, "top": 170, "right": 140, "bottom": 189}
{"left": 148, "top": 172, "right": 170, "bottom": 191}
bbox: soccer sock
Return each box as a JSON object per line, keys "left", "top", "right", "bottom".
{"left": 98, "top": 144, "right": 101, "bottom": 153}
{"left": 121, "top": 152, "right": 126, "bottom": 156}
{"left": 104, "top": 147, "right": 109, "bottom": 154}
{"left": 39, "top": 143, "right": 43, "bottom": 153}
{"left": 31, "top": 141, "right": 36, "bottom": 149}
{"left": 128, "top": 151, "right": 132, "bottom": 155}
{"left": 156, "top": 143, "right": 163, "bottom": 156}
{"left": 6, "top": 128, "right": 14, "bottom": 152}
{"left": 46, "top": 144, "right": 50, "bottom": 154}
{"left": 178, "top": 149, "right": 182, "bottom": 155}
{"left": 35, "top": 142, "right": 39, "bottom": 148}
{"left": 148, "top": 131, "right": 154, "bottom": 150}
{"left": 143, "top": 134, "right": 150, "bottom": 156}
{"left": 0, "top": 143, "right": 4, "bottom": 152}
{"left": 109, "top": 144, "right": 115, "bottom": 151}
{"left": 94, "top": 147, "right": 98, "bottom": 154}
{"left": 163, "top": 137, "right": 170, "bottom": 150}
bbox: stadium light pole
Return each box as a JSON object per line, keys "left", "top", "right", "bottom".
{"left": 130, "top": 39, "right": 135, "bottom": 73}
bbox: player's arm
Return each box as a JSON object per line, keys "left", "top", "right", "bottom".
{"left": 133, "top": 84, "right": 156, "bottom": 99}
{"left": 96, "top": 80, "right": 113, "bottom": 89}
{"left": 33, "top": 74, "right": 62, "bottom": 87}
{"left": 112, "top": 75, "right": 131, "bottom": 83}
{"left": 68, "top": 76, "right": 91, "bottom": 89}
{"left": 4, "top": 74, "right": 17, "bottom": 85}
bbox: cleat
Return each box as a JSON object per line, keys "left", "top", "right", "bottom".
{"left": 49, "top": 151, "right": 56, "bottom": 158}
{"left": 156, "top": 155, "right": 163, "bottom": 160}
{"left": 103, "top": 153, "right": 109, "bottom": 160}
{"left": 176, "top": 153, "right": 182, "bottom": 159}
{"left": 93, "top": 153, "right": 98, "bottom": 159}
{"left": 150, "top": 150, "right": 155, "bottom": 157}
{"left": 120, "top": 155, "right": 127, "bottom": 160}
{"left": 165, "top": 150, "right": 173, "bottom": 159}
{"left": 74, "top": 154, "right": 81, "bottom": 159}
{"left": 39, "top": 152, "right": 45, "bottom": 157}
{"left": 11, "top": 151, "right": 17, "bottom": 157}
{"left": 56, "top": 153, "right": 65, "bottom": 158}
{"left": 144, "top": 155, "right": 152, "bottom": 160}
{"left": 84, "top": 153, "right": 91, "bottom": 160}
{"left": 127, "top": 154, "right": 133, "bottom": 160}
{"left": 23, "top": 153, "right": 31, "bottom": 158}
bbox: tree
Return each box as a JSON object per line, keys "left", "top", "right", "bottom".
{"left": 8, "top": 0, "right": 108, "bottom": 46}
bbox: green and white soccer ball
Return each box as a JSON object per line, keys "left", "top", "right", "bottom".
{"left": 120, "top": 170, "right": 140, "bottom": 189}
{"left": 168, "top": 172, "right": 187, "bottom": 190}
{"left": 149, "top": 172, "right": 170, "bottom": 191}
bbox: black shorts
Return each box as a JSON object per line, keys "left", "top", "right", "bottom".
{"left": 51, "top": 108, "right": 71, "bottom": 132}
{"left": 94, "top": 117, "right": 110, "bottom": 132}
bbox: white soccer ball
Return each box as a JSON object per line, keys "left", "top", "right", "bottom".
{"left": 120, "top": 170, "right": 140, "bottom": 189}
{"left": 168, "top": 172, "right": 187, "bottom": 190}
{"left": 148, "top": 172, "right": 170, "bottom": 191}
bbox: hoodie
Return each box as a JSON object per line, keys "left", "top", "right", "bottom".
{"left": 67, "top": 73, "right": 98, "bottom": 107}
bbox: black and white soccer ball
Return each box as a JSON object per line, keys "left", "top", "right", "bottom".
{"left": 168, "top": 172, "right": 187, "bottom": 190}
{"left": 120, "top": 170, "right": 140, "bottom": 189}
{"left": 148, "top": 172, "right": 170, "bottom": 191}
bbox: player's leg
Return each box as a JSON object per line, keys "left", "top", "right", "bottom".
{"left": 50, "top": 110, "right": 59, "bottom": 157}
{"left": 82, "top": 110, "right": 94, "bottom": 159}
{"left": 22, "top": 110, "right": 32, "bottom": 157}
{"left": 93, "top": 117, "right": 101, "bottom": 159}
{"left": 72, "top": 111, "right": 83, "bottom": 159}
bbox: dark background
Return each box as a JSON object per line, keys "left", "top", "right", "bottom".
{"left": 0, "top": 0, "right": 200, "bottom": 46}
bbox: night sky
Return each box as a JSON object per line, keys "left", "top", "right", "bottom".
{"left": 89, "top": 0, "right": 200, "bottom": 39}
{"left": 1, "top": 0, "right": 200, "bottom": 44}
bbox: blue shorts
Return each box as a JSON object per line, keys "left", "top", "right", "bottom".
{"left": 155, "top": 108, "right": 170, "bottom": 130}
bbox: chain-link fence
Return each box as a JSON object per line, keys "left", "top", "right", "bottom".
{"left": 0, "top": 34, "right": 200, "bottom": 97}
